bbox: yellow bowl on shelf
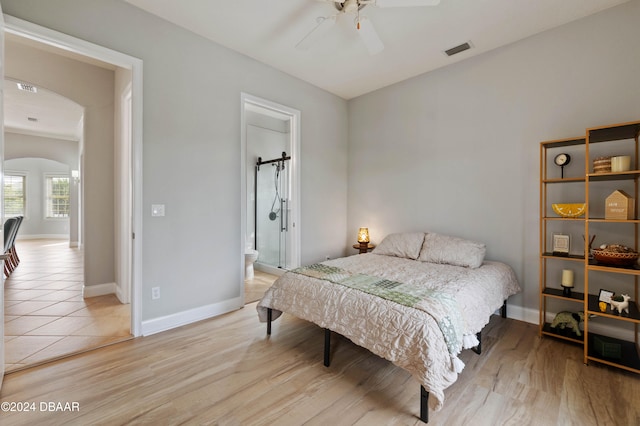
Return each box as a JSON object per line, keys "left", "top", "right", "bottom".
{"left": 552, "top": 203, "right": 586, "bottom": 218}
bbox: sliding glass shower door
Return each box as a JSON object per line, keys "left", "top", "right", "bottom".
{"left": 255, "top": 153, "right": 290, "bottom": 270}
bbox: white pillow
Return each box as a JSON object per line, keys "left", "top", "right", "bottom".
{"left": 418, "top": 233, "right": 486, "bottom": 268}
{"left": 372, "top": 232, "right": 425, "bottom": 260}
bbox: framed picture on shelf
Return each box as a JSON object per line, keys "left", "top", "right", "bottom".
{"left": 599, "top": 289, "right": 614, "bottom": 303}
{"left": 552, "top": 233, "right": 570, "bottom": 256}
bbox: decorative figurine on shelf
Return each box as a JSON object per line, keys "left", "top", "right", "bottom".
{"left": 609, "top": 294, "right": 630, "bottom": 315}
{"left": 550, "top": 311, "right": 584, "bottom": 336}
{"left": 561, "top": 269, "right": 574, "bottom": 297}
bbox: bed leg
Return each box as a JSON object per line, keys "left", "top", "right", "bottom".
{"left": 472, "top": 331, "right": 482, "bottom": 355}
{"left": 267, "top": 308, "right": 272, "bottom": 335}
{"left": 420, "top": 385, "right": 429, "bottom": 423}
{"left": 324, "top": 328, "right": 331, "bottom": 367}
{"left": 501, "top": 300, "right": 507, "bottom": 318}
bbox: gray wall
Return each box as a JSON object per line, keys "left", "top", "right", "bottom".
{"left": 4, "top": 37, "right": 116, "bottom": 288}
{"left": 12, "top": 0, "right": 635, "bottom": 325}
{"left": 4, "top": 157, "right": 70, "bottom": 236}
{"left": 5, "top": 132, "right": 79, "bottom": 167}
{"left": 5, "top": 132, "right": 80, "bottom": 241}
{"left": 1, "top": 0, "right": 349, "bottom": 321}
{"left": 347, "top": 0, "right": 640, "bottom": 320}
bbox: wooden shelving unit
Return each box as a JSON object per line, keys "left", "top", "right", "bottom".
{"left": 540, "top": 120, "right": 640, "bottom": 374}
{"left": 584, "top": 120, "right": 640, "bottom": 373}
{"left": 539, "top": 136, "right": 586, "bottom": 346}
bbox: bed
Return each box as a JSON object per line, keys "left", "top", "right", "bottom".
{"left": 256, "top": 232, "right": 521, "bottom": 422}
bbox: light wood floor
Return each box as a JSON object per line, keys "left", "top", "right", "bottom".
{"left": 4, "top": 239, "right": 131, "bottom": 373}
{"left": 245, "top": 270, "right": 278, "bottom": 304}
{"left": 1, "top": 302, "right": 638, "bottom": 425}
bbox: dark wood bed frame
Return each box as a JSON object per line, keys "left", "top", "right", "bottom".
{"left": 266, "top": 301, "right": 507, "bottom": 423}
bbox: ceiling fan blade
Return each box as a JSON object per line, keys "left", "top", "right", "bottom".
{"left": 375, "top": 0, "right": 441, "bottom": 7}
{"left": 357, "top": 16, "right": 384, "bottom": 55}
{"left": 296, "top": 15, "right": 337, "bottom": 51}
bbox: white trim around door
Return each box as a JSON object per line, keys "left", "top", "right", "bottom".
{"left": 240, "top": 93, "right": 301, "bottom": 304}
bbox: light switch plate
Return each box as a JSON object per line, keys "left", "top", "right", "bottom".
{"left": 151, "top": 204, "right": 165, "bottom": 217}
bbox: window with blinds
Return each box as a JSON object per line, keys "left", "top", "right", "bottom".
{"left": 45, "top": 175, "right": 70, "bottom": 218}
{"left": 4, "top": 174, "right": 26, "bottom": 217}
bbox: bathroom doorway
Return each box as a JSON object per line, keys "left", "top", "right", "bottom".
{"left": 240, "top": 94, "right": 300, "bottom": 303}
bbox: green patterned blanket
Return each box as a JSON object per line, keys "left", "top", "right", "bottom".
{"left": 290, "top": 263, "right": 463, "bottom": 357}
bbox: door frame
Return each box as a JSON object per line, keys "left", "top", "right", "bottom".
{"left": 116, "top": 84, "right": 133, "bottom": 304}
{"left": 4, "top": 15, "right": 144, "bottom": 336}
{"left": 0, "top": 1, "right": 6, "bottom": 387}
{"left": 240, "top": 93, "right": 301, "bottom": 299}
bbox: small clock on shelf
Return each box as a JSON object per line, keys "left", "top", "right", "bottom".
{"left": 554, "top": 153, "right": 571, "bottom": 178}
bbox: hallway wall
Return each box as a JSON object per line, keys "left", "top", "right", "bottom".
{"left": 5, "top": 36, "right": 116, "bottom": 288}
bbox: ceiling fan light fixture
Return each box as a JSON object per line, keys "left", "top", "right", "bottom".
{"left": 357, "top": 16, "right": 384, "bottom": 55}
{"left": 343, "top": 0, "right": 360, "bottom": 14}
{"left": 300, "top": 0, "right": 438, "bottom": 54}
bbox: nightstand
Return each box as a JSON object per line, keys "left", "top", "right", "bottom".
{"left": 352, "top": 243, "right": 375, "bottom": 254}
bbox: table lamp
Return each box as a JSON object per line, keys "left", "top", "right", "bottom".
{"left": 357, "top": 227, "right": 370, "bottom": 252}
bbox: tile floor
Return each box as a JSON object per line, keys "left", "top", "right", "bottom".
{"left": 4, "top": 239, "right": 132, "bottom": 373}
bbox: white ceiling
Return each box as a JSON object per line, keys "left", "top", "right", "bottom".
{"left": 124, "top": 0, "right": 629, "bottom": 99}
{"left": 4, "top": 78, "right": 84, "bottom": 141}
{"left": 3, "top": 33, "right": 115, "bottom": 141}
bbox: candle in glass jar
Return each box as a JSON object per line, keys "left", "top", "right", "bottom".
{"left": 561, "top": 269, "right": 574, "bottom": 287}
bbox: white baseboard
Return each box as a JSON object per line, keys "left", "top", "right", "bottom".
{"left": 504, "top": 305, "right": 538, "bottom": 325}
{"left": 115, "top": 284, "right": 128, "bottom": 304}
{"left": 255, "top": 263, "right": 286, "bottom": 276}
{"left": 83, "top": 282, "right": 116, "bottom": 298}
{"left": 141, "top": 297, "right": 243, "bottom": 336}
{"left": 17, "top": 234, "right": 67, "bottom": 240}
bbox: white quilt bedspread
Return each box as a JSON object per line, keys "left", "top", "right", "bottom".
{"left": 256, "top": 253, "right": 520, "bottom": 410}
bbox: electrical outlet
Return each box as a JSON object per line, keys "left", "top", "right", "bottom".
{"left": 152, "top": 287, "right": 160, "bottom": 300}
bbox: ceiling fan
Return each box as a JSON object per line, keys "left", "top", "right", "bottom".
{"left": 296, "top": 0, "right": 441, "bottom": 55}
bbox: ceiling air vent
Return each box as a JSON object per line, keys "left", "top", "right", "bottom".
{"left": 444, "top": 42, "right": 472, "bottom": 57}
{"left": 17, "top": 82, "right": 38, "bottom": 93}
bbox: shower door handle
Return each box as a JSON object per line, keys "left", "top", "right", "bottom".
{"left": 280, "top": 199, "right": 284, "bottom": 231}
{"left": 281, "top": 199, "right": 288, "bottom": 232}
{"left": 285, "top": 199, "right": 289, "bottom": 232}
